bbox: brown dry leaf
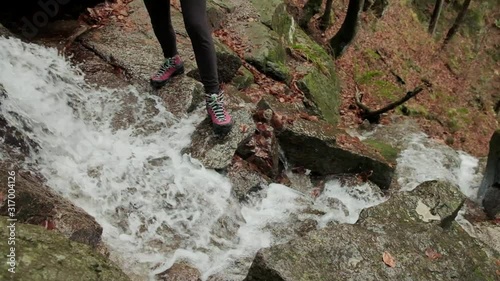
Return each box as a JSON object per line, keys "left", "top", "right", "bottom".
{"left": 496, "top": 259, "right": 500, "bottom": 267}
{"left": 382, "top": 251, "right": 396, "bottom": 267}
{"left": 496, "top": 270, "right": 500, "bottom": 276}
{"left": 240, "top": 124, "right": 249, "bottom": 133}
{"left": 254, "top": 148, "right": 269, "bottom": 159}
{"left": 425, "top": 248, "right": 442, "bottom": 260}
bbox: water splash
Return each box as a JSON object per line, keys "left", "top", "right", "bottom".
{"left": 396, "top": 133, "right": 482, "bottom": 198}
{"left": 0, "top": 36, "right": 485, "bottom": 280}
{"left": 0, "top": 37, "right": 382, "bottom": 280}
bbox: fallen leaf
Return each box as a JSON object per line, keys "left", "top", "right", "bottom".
{"left": 42, "top": 220, "right": 57, "bottom": 230}
{"left": 239, "top": 124, "right": 249, "bottom": 133}
{"left": 383, "top": 251, "right": 396, "bottom": 267}
{"left": 496, "top": 259, "right": 500, "bottom": 267}
{"left": 425, "top": 248, "right": 442, "bottom": 260}
{"left": 311, "top": 188, "right": 321, "bottom": 199}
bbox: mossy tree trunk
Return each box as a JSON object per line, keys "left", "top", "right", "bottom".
{"left": 319, "top": 0, "right": 334, "bottom": 31}
{"left": 428, "top": 0, "right": 444, "bottom": 35}
{"left": 300, "top": 0, "right": 323, "bottom": 29}
{"left": 443, "top": 0, "right": 472, "bottom": 45}
{"left": 329, "top": 0, "right": 365, "bottom": 58}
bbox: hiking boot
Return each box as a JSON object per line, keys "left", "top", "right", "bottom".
{"left": 205, "top": 91, "right": 233, "bottom": 135}
{"left": 150, "top": 55, "right": 184, "bottom": 88}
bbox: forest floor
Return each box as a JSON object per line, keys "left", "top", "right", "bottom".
{"left": 290, "top": 0, "right": 499, "bottom": 157}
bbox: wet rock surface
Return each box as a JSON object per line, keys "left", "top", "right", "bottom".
{"left": 0, "top": 162, "right": 103, "bottom": 248}
{"left": 245, "top": 181, "right": 499, "bottom": 281}
{"left": 0, "top": 217, "right": 129, "bottom": 281}
{"left": 277, "top": 118, "right": 395, "bottom": 189}
{"left": 479, "top": 130, "right": 500, "bottom": 218}
{"left": 155, "top": 263, "right": 201, "bottom": 281}
{"left": 185, "top": 109, "right": 256, "bottom": 171}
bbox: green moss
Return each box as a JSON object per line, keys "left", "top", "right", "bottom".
{"left": 363, "top": 139, "right": 399, "bottom": 163}
{"left": 298, "top": 68, "right": 340, "bottom": 125}
{"left": 373, "top": 80, "right": 400, "bottom": 101}
{"left": 364, "top": 48, "right": 381, "bottom": 62}
{"left": 355, "top": 70, "right": 384, "bottom": 84}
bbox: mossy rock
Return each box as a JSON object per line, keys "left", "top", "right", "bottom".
{"left": 362, "top": 139, "right": 399, "bottom": 164}
{"left": 245, "top": 181, "right": 499, "bottom": 281}
{"left": 237, "top": 22, "right": 290, "bottom": 82}
{"left": 250, "top": 0, "right": 284, "bottom": 27}
{"left": 277, "top": 118, "right": 395, "bottom": 189}
{"left": 231, "top": 66, "right": 254, "bottom": 90}
{"left": 0, "top": 217, "right": 130, "bottom": 281}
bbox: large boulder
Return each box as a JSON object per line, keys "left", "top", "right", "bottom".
{"left": 277, "top": 118, "right": 395, "bottom": 189}
{"left": 0, "top": 217, "right": 129, "bottom": 281}
{"left": 234, "top": 21, "right": 290, "bottom": 82}
{"left": 245, "top": 181, "right": 499, "bottom": 281}
{"left": 479, "top": 130, "right": 500, "bottom": 218}
{"left": 0, "top": 162, "right": 103, "bottom": 248}
{"left": 185, "top": 109, "right": 256, "bottom": 171}
{"left": 0, "top": 23, "right": 14, "bottom": 37}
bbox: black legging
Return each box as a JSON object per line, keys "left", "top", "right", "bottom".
{"left": 143, "top": 0, "right": 219, "bottom": 93}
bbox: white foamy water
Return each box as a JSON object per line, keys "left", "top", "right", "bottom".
{"left": 0, "top": 37, "right": 386, "bottom": 280}
{"left": 395, "top": 133, "right": 482, "bottom": 199}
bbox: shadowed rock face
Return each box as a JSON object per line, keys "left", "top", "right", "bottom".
{"left": 0, "top": 162, "right": 103, "bottom": 248}
{"left": 0, "top": 217, "right": 130, "bottom": 281}
{"left": 245, "top": 181, "right": 499, "bottom": 281}
{"left": 479, "top": 130, "right": 500, "bottom": 218}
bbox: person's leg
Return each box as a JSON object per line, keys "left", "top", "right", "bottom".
{"left": 144, "top": 0, "right": 185, "bottom": 87}
{"left": 179, "top": 0, "right": 219, "bottom": 93}
{"left": 180, "top": 0, "right": 232, "bottom": 134}
{"left": 143, "top": 0, "right": 176, "bottom": 57}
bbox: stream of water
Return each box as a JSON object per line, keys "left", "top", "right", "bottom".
{"left": 0, "top": 37, "right": 483, "bottom": 280}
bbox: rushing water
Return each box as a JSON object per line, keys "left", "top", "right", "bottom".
{"left": 0, "top": 37, "right": 483, "bottom": 280}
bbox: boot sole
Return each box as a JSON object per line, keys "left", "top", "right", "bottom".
{"left": 150, "top": 66, "right": 185, "bottom": 89}
{"left": 213, "top": 121, "right": 234, "bottom": 136}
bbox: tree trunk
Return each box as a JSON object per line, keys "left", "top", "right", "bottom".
{"left": 320, "top": 0, "right": 334, "bottom": 31}
{"left": 300, "top": 0, "right": 323, "bottom": 29}
{"left": 329, "top": 0, "right": 365, "bottom": 58}
{"left": 428, "top": 0, "right": 444, "bottom": 35}
{"left": 443, "top": 0, "right": 472, "bottom": 45}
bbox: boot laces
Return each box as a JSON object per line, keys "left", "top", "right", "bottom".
{"left": 155, "top": 57, "right": 175, "bottom": 78}
{"left": 207, "top": 93, "right": 227, "bottom": 121}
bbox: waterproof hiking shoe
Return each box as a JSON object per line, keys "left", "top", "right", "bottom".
{"left": 150, "top": 55, "right": 184, "bottom": 88}
{"left": 206, "top": 91, "right": 233, "bottom": 135}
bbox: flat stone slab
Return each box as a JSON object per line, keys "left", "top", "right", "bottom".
{"left": 185, "top": 109, "right": 255, "bottom": 170}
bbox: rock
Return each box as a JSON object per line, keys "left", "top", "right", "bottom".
{"left": 207, "top": 1, "right": 230, "bottom": 30}
{"left": 234, "top": 22, "right": 290, "bottom": 82}
{"left": 228, "top": 158, "right": 270, "bottom": 201}
{"left": 155, "top": 263, "right": 201, "bottom": 281}
{"left": 269, "top": 4, "right": 341, "bottom": 126}
{"left": 479, "top": 130, "right": 500, "bottom": 218}
{"left": 358, "top": 180, "right": 465, "bottom": 226}
{"left": 297, "top": 67, "right": 340, "bottom": 125}
{"left": 277, "top": 118, "right": 395, "bottom": 189}
{"left": 250, "top": 0, "right": 284, "bottom": 27}
{"left": 231, "top": 66, "right": 254, "bottom": 90}
{"left": 0, "top": 162, "right": 103, "bottom": 248}
{"left": 0, "top": 23, "right": 14, "bottom": 38}
{"left": 245, "top": 181, "right": 499, "bottom": 281}
{"left": 483, "top": 183, "right": 500, "bottom": 219}
{"left": 0, "top": 217, "right": 130, "bottom": 281}
{"left": 187, "top": 38, "right": 242, "bottom": 85}
{"left": 185, "top": 109, "right": 255, "bottom": 170}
